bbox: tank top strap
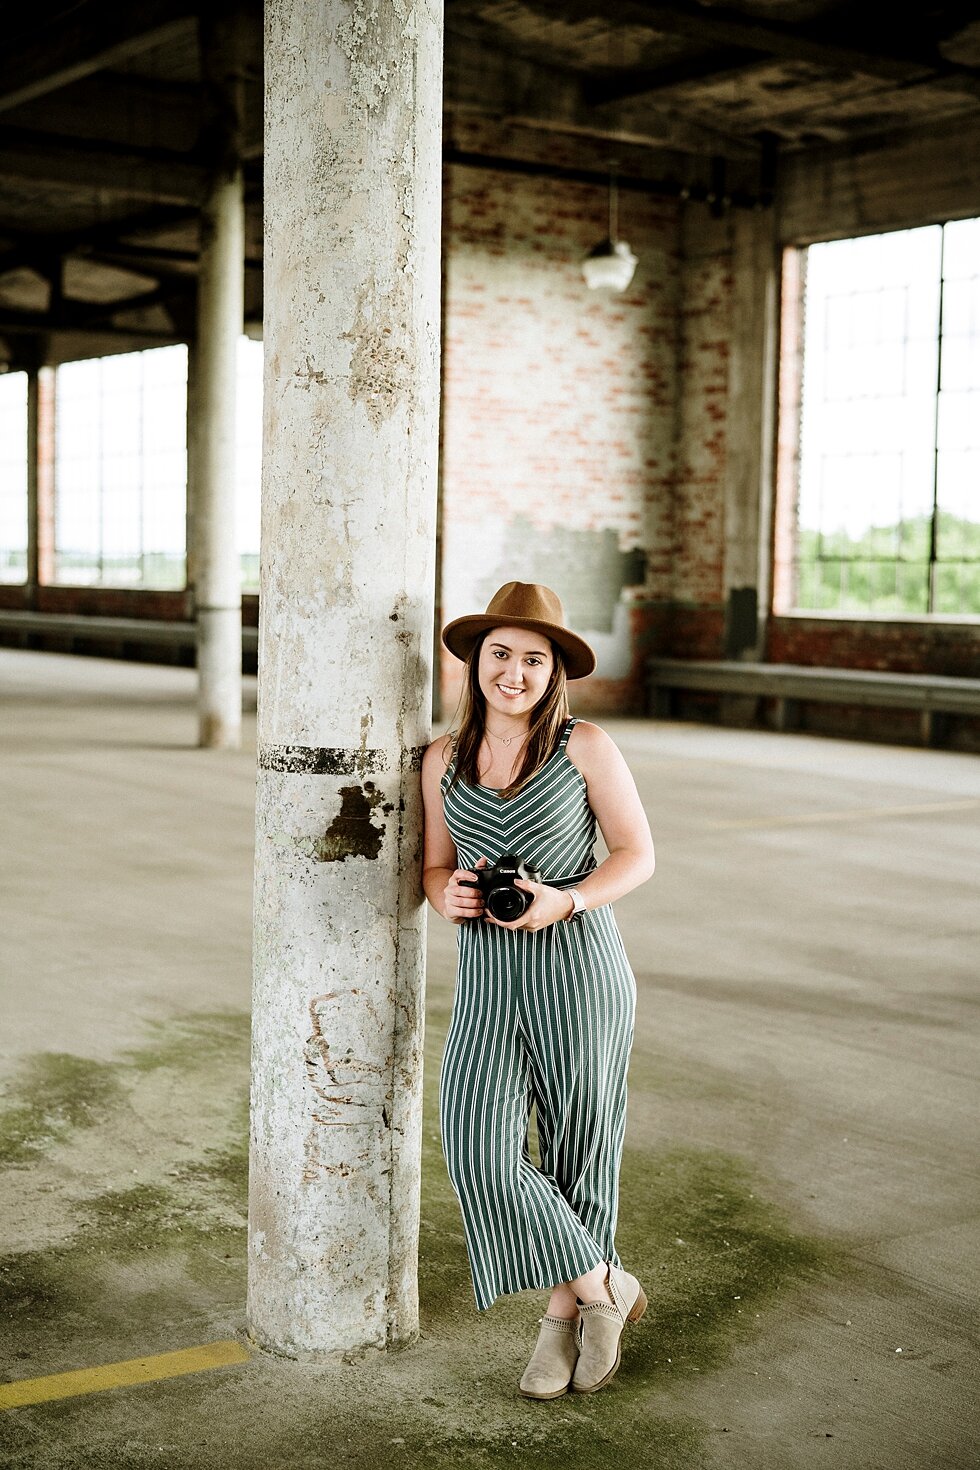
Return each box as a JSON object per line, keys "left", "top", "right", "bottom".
{"left": 558, "top": 716, "right": 578, "bottom": 752}
{"left": 439, "top": 734, "right": 459, "bottom": 791}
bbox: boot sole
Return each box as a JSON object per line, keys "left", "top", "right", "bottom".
{"left": 572, "top": 1284, "right": 648, "bottom": 1394}
{"left": 518, "top": 1382, "right": 572, "bottom": 1401}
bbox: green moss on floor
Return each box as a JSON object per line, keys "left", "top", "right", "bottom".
{"left": 0, "top": 1015, "right": 839, "bottom": 1470}
{"left": 0, "top": 1053, "right": 124, "bottom": 1165}
{"left": 120, "top": 1011, "right": 251, "bottom": 1074}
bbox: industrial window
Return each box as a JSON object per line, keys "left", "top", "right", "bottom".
{"left": 777, "top": 219, "right": 980, "bottom": 618}
{"left": 53, "top": 338, "right": 262, "bottom": 590}
{"left": 55, "top": 345, "right": 189, "bottom": 588}
{"left": 0, "top": 371, "right": 28, "bottom": 583}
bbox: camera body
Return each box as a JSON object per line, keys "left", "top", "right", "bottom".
{"left": 462, "top": 854, "right": 542, "bottom": 922}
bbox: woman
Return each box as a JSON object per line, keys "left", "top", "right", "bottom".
{"left": 421, "top": 581, "right": 655, "bottom": 1399}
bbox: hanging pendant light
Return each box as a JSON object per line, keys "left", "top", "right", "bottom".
{"left": 582, "top": 170, "right": 638, "bottom": 292}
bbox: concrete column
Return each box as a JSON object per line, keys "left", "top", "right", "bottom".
{"left": 184, "top": 338, "right": 199, "bottom": 616}
{"left": 26, "top": 365, "right": 56, "bottom": 602}
{"left": 195, "top": 9, "right": 245, "bottom": 748}
{"left": 26, "top": 366, "right": 40, "bottom": 601}
{"left": 723, "top": 208, "right": 779, "bottom": 659}
{"left": 248, "top": 0, "right": 443, "bottom": 1358}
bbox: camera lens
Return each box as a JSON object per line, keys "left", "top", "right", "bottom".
{"left": 486, "top": 886, "right": 530, "bottom": 922}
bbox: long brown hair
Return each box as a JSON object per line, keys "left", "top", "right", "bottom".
{"left": 447, "top": 632, "right": 570, "bottom": 799}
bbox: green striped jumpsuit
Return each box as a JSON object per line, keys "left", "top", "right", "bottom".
{"left": 440, "top": 717, "right": 637, "bottom": 1311}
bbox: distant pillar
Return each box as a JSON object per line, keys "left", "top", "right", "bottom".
{"left": 723, "top": 208, "right": 779, "bottom": 660}
{"left": 184, "top": 338, "right": 199, "bottom": 617}
{"left": 248, "top": 0, "right": 443, "bottom": 1357}
{"left": 26, "top": 364, "right": 56, "bottom": 603}
{"left": 195, "top": 7, "right": 245, "bottom": 748}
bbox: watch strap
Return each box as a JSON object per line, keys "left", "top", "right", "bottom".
{"left": 564, "top": 888, "right": 586, "bottom": 920}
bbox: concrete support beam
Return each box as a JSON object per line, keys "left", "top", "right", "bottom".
{"left": 723, "top": 207, "right": 779, "bottom": 660}
{"left": 194, "top": 10, "right": 245, "bottom": 750}
{"left": 0, "top": 129, "right": 208, "bottom": 203}
{"left": 0, "top": 3, "right": 194, "bottom": 113}
{"left": 249, "top": 0, "right": 443, "bottom": 1357}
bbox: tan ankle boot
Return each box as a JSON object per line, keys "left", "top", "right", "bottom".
{"left": 518, "top": 1315, "right": 581, "bottom": 1400}
{"left": 572, "top": 1265, "right": 647, "bottom": 1394}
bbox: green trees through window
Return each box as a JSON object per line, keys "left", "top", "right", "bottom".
{"left": 794, "top": 219, "right": 980, "bottom": 617}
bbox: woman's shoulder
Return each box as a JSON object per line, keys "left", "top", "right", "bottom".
{"left": 422, "top": 732, "right": 455, "bottom": 775}
{"left": 565, "top": 719, "right": 616, "bottom": 757}
{"left": 564, "top": 720, "right": 625, "bottom": 782}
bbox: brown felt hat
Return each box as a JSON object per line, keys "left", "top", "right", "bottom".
{"left": 442, "top": 582, "right": 596, "bottom": 680}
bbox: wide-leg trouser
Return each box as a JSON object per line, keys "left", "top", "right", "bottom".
{"left": 439, "top": 908, "right": 636, "bottom": 1311}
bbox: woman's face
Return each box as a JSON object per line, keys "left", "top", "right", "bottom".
{"left": 477, "top": 626, "right": 555, "bottom": 722}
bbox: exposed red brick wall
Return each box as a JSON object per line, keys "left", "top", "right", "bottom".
{"left": 0, "top": 585, "right": 259, "bottom": 623}
{"left": 439, "top": 120, "right": 684, "bottom": 716}
{"left": 769, "top": 616, "right": 979, "bottom": 679}
{"left": 36, "top": 586, "right": 186, "bottom": 618}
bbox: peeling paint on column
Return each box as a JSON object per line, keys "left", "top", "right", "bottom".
{"left": 343, "top": 279, "right": 413, "bottom": 424}
{"left": 259, "top": 744, "right": 390, "bottom": 776}
{"left": 298, "top": 782, "right": 391, "bottom": 863}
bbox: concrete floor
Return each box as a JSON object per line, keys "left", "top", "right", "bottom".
{"left": 1, "top": 647, "right": 978, "bottom": 1469}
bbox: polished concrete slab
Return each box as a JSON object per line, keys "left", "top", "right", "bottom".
{"left": 1, "top": 648, "right": 977, "bottom": 1469}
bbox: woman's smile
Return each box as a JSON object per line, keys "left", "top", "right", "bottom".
{"left": 478, "top": 626, "right": 554, "bottom": 716}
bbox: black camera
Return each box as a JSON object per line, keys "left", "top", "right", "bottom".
{"left": 461, "top": 854, "right": 542, "bottom": 922}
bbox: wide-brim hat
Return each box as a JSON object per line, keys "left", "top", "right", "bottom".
{"left": 442, "top": 582, "right": 596, "bottom": 680}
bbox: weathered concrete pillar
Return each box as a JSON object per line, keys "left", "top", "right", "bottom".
{"left": 184, "top": 339, "right": 199, "bottom": 615}
{"left": 26, "top": 364, "right": 55, "bottom": 603}
{"left": 723, "top": 208, "right": 779, "bottom": 659}
{"left": 248, "top": 0, "right": 443, "bottom": 1357}
{"left": 195, "top": 9, "right": 245, "bottom": 748}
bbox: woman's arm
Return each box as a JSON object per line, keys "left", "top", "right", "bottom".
{"left": 421, "top": 737, "right": 485, "bottom": 923}
{"left": 486, "top": 720, "right": 654, "bottom": 932}
{"left": 565, "top": 720, "right": 655, "bottom": 911}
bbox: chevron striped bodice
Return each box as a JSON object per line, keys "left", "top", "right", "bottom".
{"left": 441, "top": 717, "right": 597, "bottom": 888}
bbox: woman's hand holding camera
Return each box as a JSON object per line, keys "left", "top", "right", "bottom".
{"left": 443, "top": 857, "right": 574, "bottom": 930}
{"left": 443, "top": 858, "right": 488, "bottom": 924}
{"left": 484, "top": 880, "right": 575, "bottom": 932}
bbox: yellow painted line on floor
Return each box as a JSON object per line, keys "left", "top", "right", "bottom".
{"left": 709, "top": 797, "right": 980, "bottom": 832}
{"left": 0, "top": 1340, "right": 250, "bottom": 1411}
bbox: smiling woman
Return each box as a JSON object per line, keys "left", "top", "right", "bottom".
{"left": 421, "top": 581, "right": 656, "bottom": 1402}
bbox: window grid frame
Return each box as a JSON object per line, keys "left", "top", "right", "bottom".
{"left": 787, "top": 219, "right": 980, "bottom": 620}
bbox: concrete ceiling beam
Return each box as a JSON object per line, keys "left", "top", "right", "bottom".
{"left": 0, "top": 0, "right": 197, "bottom": 113}
{"left": 446, "top": 0, "right": 980, "bottom": 95}
{"left": 585, "top": 48, "right": 767, "bottom": 107}
{"left": 444, "top": 30, "right": 762, "bottom": 160}
{"left": 0, "top": 128, "right": 209, "bottom": 202}
{"left": 0, "top": 306, "right": 182, "bottom": 340}
{"left": 0, "top": 205, "right": 201, "bottom": 277}
{"left": 87, "top": 243, "right": 264, "bottom": 273}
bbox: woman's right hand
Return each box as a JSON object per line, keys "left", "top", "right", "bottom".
{"left": 443, "top": 859, "right": 487, "bottom": 924}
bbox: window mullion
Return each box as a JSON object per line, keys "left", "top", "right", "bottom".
{"left": 928, "top": 227, "right": 945, "bottom": 615}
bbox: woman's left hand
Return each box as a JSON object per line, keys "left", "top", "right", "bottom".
{"left": 483, "top": 880, "right": 575, "bottom": 932}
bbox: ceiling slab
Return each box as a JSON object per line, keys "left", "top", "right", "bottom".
{"left": 0, "top": 0, "right": 196, "bottom": 113}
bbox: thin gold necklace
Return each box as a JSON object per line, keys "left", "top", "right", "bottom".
{"left": 485, "top": 726, "right": 529, "bottom": 748}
